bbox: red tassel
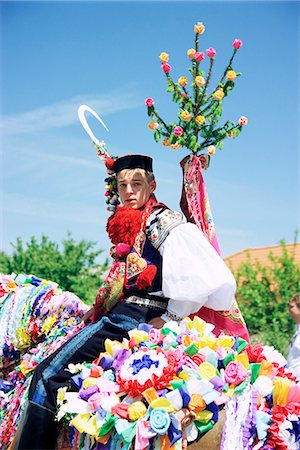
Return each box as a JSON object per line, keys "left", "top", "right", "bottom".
{"left": 136, "top": 265, "right": 157, "bottom": 290}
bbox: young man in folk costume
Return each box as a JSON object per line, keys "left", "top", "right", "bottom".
{"left": 14, "top": 153, "right": 237, "bottom": 450}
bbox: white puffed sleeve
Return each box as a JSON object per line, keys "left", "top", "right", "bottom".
{"left": 160, "top": 222, "right": 236, "bottom": 319}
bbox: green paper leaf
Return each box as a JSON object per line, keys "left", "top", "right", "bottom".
{"left": 189, "top": 135, "right": 197, "bottom": 147}
{"left": 154, "top": 130, "right": 161, "bottom": 143}
{"left": 234, "top": 379, "right": 249, "bottom": 394}
{"left": 169, "top": 135, "right": 177, "bottom": 144}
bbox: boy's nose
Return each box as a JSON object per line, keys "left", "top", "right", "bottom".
{"left": 125, "top": 184, "right": 133, "bottom": 194}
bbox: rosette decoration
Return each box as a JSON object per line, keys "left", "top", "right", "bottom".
{"left": 0, "top": 273, "right": 88, "bottom": 449}
{"left": 145, "top": 21, "right": 247, "bottom": 166}
{"left": 55, "top": 317, "right": 300, "bottom": 450}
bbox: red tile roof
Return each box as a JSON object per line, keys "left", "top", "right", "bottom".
{"left": 224, "top": 243, "right": 300, "bottom": 272}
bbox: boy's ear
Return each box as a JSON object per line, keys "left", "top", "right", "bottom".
{"left": 150, "top": 180, "right": 156, "bottom": 193}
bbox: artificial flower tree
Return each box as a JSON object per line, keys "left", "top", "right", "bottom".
{"left": 145, "top": 22, "right": 247, "bottom": 169}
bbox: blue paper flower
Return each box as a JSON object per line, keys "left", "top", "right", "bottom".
{"left": 150, "top": 408, "right": 171, "bottom": 435}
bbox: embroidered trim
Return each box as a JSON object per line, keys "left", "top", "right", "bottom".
{"left": 145, "top": 208, "right": 186, "bottom": 250}
{"left": 161, "top": 310, "right": 182, "bottom": 322}
{"left": 124, "top": 295, "right": 167, "bottom": 310}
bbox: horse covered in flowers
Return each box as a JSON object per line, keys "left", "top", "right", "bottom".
{"left": 1, "top": 273, "right": 300, "bottom": 450}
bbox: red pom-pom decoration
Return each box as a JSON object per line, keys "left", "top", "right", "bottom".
{"left": 136, "top": 265, "right": 157, "bottom": 290}
{"left": 105, "top": 158, "right": 115, "bottom": 170}
{"left": 106, "top": 207, "right": 143, "bottom": 246}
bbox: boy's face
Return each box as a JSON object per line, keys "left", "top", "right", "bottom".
{"left": 117, "top": 169, "right": 156, "bottom": 209}
{"left": 288, "top": 301, "right": 300, "bottom": 324}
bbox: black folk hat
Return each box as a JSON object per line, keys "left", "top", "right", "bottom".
{"left": 113, "top": 155, "right": 153, "bottom": 174}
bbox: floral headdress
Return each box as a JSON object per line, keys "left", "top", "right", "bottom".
{"left": 145, "top": 21, "right": 247, "bottom": 167}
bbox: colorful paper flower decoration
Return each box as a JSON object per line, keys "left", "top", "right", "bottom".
{"left": 145, "top": 21, "right": 248, "bottom": 165}
{"left": 55, "top": 317, "right": 299, "bottom": 450}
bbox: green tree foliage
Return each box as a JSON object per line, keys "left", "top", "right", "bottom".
{"left": 233, "top": 240, "right": 300, "bottom": 355}
{"left": 0, "top": 234, "right": 109, "bottom": 306}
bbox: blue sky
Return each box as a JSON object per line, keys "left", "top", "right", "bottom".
{"left": 1, "top": 0, "right": 299, "bottom": 261}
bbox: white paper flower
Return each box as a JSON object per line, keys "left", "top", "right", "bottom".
{"left": 253, "top": 375, "right": 274, "bottom": 397}
{"left": 66, "top": 363, "right": 83, "bottom": 374}
{"left": 262, "top": 346, "right": 287, "bottom": 367}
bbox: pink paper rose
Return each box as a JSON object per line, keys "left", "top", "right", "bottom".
{"left": 239, "top": 116, "right": 248, "bottom": 126}
{"left": 161, "top": 63, "right": 172, "bottom": 74}
{"left": 206, "top": 47, "right": 216, "bottom": 58}
{"left": 224, "top": 361, "right": 248, "bottom": 386}
{"left": 145, "top": 98, "right": 154, "bottom": 107}
{"left": 173, "top": 126, "right": 183, "bottom": 137}
{"left": 195, "top": 52, "right": 205, "bottom": 62}
{"left": 233, "top": 39, "right": 243, "bottom": 50}
{"left": 148, "top": 327, "right": 163, "bottom": 344}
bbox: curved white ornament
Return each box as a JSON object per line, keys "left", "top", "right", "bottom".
{"left": 78, "top": 104, "right": 110, "bottom": 159}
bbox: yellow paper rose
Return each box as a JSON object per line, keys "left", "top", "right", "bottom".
{"left": 195, "top": 115, "right": 205, "bottom": 126}
{"left": 148, "top": 121, "right": 159, "bottom": 130}
{"left": 195, "top": 75, "right": 205, "bottom": 87}
{"left": 128, "top": 401, "right": 147, "bottom": 420}
{"left": 181, "top": 110, "right": 192, "bottom": 121}
{"left": 171, "top": 143, "right": 181, "bottom": 150}
{"left": 213, "top": 89, "right": 224, "bottom": 101}
{"left": 226, "top": 70, "right": 237, "bottom": 81}
{"left": 188, "top": 394, "right": 206, "bottom": 412}
{"left": 194, "top": 22, "right": 205, "bottom": 34}
{"left": 198, "top": 362, "right": 217, "bottom": 380}
{"left": 187, "top": 48, "right": 196, "bottom": 59}
{"left": 162, "top": 138, "right": 171, "bottom": 147}
{"left": 159, "top": 52, "right": 169, "bottom": 64}
{"left": 178, "top": 76, "right": 188, "bottom": 87}
{"left": 206, "top": 145, "right": 216, "bottom": 156}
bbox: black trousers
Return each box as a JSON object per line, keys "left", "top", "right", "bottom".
{"left": 28, "top": 302, "right": 163, "bottom": 412}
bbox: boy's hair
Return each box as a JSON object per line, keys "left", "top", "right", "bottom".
{"left": 289, "top": 293, "right": 300, "bottom": 308}
{"left": 117, "top": 168, "right": 155, "bottom": 183}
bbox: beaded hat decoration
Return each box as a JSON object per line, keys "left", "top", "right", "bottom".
{"left": 78, "top": 106, "right": 154, "bottom": 211}
{"left": 145, "top": 21, "right": 247, "bottom": 168}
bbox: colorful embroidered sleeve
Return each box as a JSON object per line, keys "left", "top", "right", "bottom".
{"left": 145, "top": 207, "right": 186, "bottom": 250}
